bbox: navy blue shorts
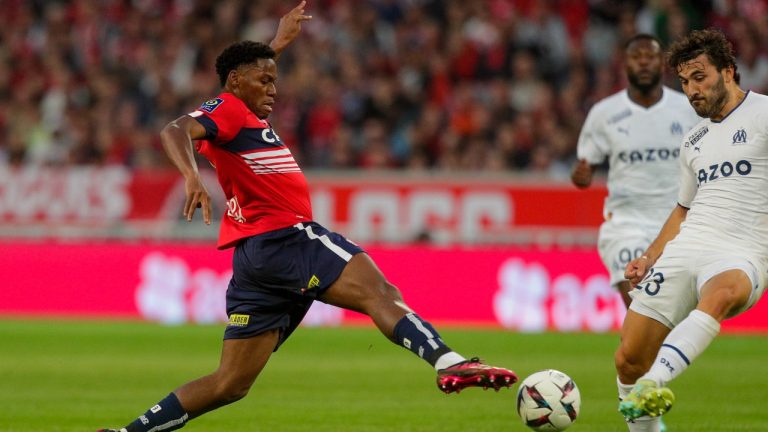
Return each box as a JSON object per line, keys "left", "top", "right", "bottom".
{"left": 223, "top": 221, "right": 364, "bottom": 349}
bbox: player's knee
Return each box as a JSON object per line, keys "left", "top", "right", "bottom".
{"left": 701, "top": 284, "right": 750, "bottom": 319}
{"left": 211, "top": 369, "right": 258, "bottom": 404}
{"left": 216, "top": 379, "right": 253, "bottom": 404}
{"left": 361, "top": 276, "right": 402, "bottom": 302}
{"left": 361, "top": 281, "right": 403, "bottom": 316}
{"left": 380, "top": 281, "right": 404, "bottom": 302}
{"left": 719, "top": 288, "right": 746, "bottom": 313}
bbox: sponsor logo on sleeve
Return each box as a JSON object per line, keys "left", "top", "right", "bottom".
{"left": 684, "top": 125, "right": 708, "bottom": 152}
{"left": 607, "top": 109, "right": 632, "bottom": 125}
{"left": 199, "top": 98, "right": 224, "bottom": 113}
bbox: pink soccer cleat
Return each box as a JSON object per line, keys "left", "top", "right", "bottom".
{"left": 436, "top": 357, "right": 518, "bottom": 394}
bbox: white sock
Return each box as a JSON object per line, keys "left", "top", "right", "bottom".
{"left": 618, "top": 377, "right": 661, "bottom": 432}
{"left": 617, "top": 376, "right": 633, "bottom": 400}
{"left": 643, "top": 309, "right": 720, "bottom": 386}
{"left": 434, "top": 352, "right": 466, "bottom": 371}
{"left": 626, "top": 417, "right": 662, "bottom": 432}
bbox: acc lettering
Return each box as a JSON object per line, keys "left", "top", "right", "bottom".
{"left": 261, "top": 128, "right": 281, "bottom": 143}
{"left": 617, "top": 148, "right": 679, "bottom": 163}
{"left": 697, "top": 160, "right": 751, "bottom": 185}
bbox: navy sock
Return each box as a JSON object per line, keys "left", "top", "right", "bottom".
{"left": 393, "top": 313, "right": 452, "bottom": 366}
{"left": 125, "top": 392, "right": 188, "bottom": 432}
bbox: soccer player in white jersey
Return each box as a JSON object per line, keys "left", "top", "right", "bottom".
{"left": 572, "top": 34, "right": 700, "bottom": 308}
{"left": 615, "top": 28, "right": 768, "bottom": 431}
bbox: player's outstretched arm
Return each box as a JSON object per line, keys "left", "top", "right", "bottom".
{"left": 269, "top": 1, "right": 313, "bottom": 57}
{"left": 624, "top": 204, "right": 688, "bottom": 284}
{"left": 160, "top": 115, "right": 212, "bottom": 225}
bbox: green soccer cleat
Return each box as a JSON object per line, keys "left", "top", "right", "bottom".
{"left": 619, "top": 379, "right": 675, "bottom": 420}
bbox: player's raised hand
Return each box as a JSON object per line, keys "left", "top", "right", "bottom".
{"left": 571, "top": 159, "right": 593, "bottom": 189}
{"left": 624, "top": 255, "right": 652, "bottom": 286}
{"left": 183, "top": 175, "right": 212, "bottom": 225}
{"left": 270, "top": 1, "right": 312, "bottom": 54}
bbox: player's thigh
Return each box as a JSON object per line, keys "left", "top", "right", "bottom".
{"left": 218, "top": 329, "right": 280, "bottom": 383}
{"left": 227, "top": 222, "right": 366, "bottom": 345}
{"left": 696, "top": 255, "right": 766, "bottom": 321}
{"left": 628, "top": 242, "right": 698, "bottom": 328}
{"left": 616, "top": 280, "right": 633, "bottom": 306}
{"left": 319, "top": 253, "right": 404, "bottom": 313}
{"left": 597, "top": 221, "right": 653, "bottom": 287}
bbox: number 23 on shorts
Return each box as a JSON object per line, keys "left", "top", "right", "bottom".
{"left": 636, "top": 268, "right": 665, "bottom": 296}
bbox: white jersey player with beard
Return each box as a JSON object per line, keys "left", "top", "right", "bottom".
{"left": 577, "top": 87, "right": 699, "bottom": 288}
{"left": 630, "top": 90, "right": 768, "bottom": 326}
{"left": 617, "top": 29, "right": 768, "bottom": 429}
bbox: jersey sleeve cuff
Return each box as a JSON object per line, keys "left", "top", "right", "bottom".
{"left": 191, "top": 114, "right": 218, "bottom": 141}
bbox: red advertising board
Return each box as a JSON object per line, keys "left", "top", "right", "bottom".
{"left": 1, "top": 241, "right": 766, "bottom": 332}
{"left": 0, "top": 167, "right": 606, "bottom": 243}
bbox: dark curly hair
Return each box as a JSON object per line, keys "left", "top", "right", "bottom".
{"left": 215, "top": 41, "right": 276, "bottom": 87}
{"left": 624, "top": 33, "right": 663, "bottom": 51}
{"left": 666, "top": 28, "right": 740, "bottom": 84}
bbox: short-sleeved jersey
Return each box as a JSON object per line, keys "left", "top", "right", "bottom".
{"left": 675, "top": 91, "right": 768, "bottom": 257}
{"left": 577, "top": 87, "right": 700, "bottom": 226}
{"left": 188, "top": 92, "right": 312, "bottom": 249}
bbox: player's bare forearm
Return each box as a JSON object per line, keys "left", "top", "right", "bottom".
{"left": 269, "top": 1, "right": 312, "bottom": 57}
{"left": 644, "top": 204, "right": 688, "bottom": 263}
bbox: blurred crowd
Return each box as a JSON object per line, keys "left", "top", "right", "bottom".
{"left": 1, "top": 0, "right": 767, "bottom": 177}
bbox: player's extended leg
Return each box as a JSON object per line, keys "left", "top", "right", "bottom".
{"left": 617, "top": 280, "right": 669, "bottom": 430}
{"left": 631, "top": 269, "right": 751, "bottom": 392}
{"left": 99, "top": 330, "right": 279, "bottom": 432}
{"left": 614, "top": 310, "right": 671, "bottom": 431}
{"left": 620, "top": 269, "right": 752, "bottom": 425}
{"left": 319, "top": 253, "right": 517, "bottom": 393}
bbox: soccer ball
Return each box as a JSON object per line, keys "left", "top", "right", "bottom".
{"left": 516, "top": 369, "right": 580, "bottom": 431}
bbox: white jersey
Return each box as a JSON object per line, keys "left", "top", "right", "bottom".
{"left": 676, "top": 91, "right": 768, "bottom": 258}
{"left": 577, "top": 87, "right": 700, "bottom": 226}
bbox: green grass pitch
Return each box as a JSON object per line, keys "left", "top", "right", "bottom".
{"left": 0, "top": 319, "right": 766, "bottom": 431}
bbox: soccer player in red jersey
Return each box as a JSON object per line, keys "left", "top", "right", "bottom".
{"left": 98, "top": 3, "right": 516, "bottom": 431}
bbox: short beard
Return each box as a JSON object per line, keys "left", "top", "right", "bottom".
{"left": 628, "top": 72, "right": 661, "bottom": 95}
{"left": 693, "top": 75, "right": 728, "bottom": 118}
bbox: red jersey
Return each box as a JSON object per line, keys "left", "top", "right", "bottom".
{"left": 189, "top": 92, "right": 312, "bottom": 249}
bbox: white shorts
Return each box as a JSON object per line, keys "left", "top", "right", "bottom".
{"left": 597, "top": 219, "right": 658, "bottom": 287}
{"left": 628, "top": 240, "right": 768, "bottom": 328}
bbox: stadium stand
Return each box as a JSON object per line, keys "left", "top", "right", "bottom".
{"left": 2, "top": 0, "right": 766, "bottom": 174}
